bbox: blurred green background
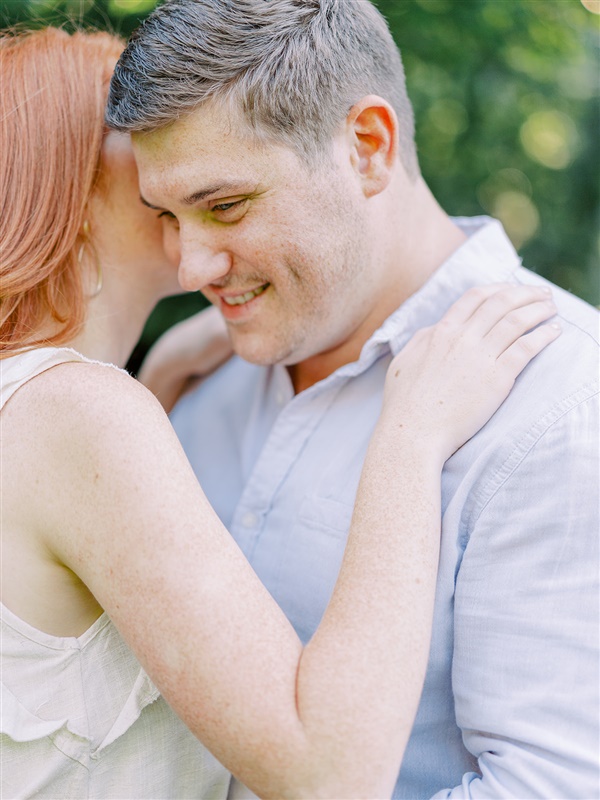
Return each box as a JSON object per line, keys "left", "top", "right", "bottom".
{"left": 2, "top": 0, "right": 598, "bottom": 372}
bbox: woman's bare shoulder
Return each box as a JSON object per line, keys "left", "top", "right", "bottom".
{"left": 4, "top": 359, "right": 168, "bottom": 439}
{"left": 2, "top": 360, "right": 188, "bottom": 527}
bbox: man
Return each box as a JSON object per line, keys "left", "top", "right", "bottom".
{"left": 106, "top": 1, "right": 599, "bottom": 796}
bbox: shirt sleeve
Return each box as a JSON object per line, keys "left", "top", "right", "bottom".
{"left": 432, "top": 391, "right": 599, "bottom": 799}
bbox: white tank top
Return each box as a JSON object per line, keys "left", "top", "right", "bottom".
{"left": 1, "top": 347, "right": 231, "bottom": 799}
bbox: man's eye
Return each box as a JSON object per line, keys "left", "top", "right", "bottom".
{"left": 210, "top": 198, "right": 249, "bottom": 221}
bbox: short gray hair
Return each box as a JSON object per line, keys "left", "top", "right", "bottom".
{"left": 106, "top": 0, "right": 419, "bottom": 178}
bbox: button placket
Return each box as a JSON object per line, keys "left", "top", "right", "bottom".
{"left": 241, "top": 511, "right": 260, "bottom": 529}
{"left": 231, "top": 383, "right": 346, "bottom": 559}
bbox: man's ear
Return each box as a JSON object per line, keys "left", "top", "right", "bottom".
{"left": 346, "top": 95, "right": 399, "bottom": 198}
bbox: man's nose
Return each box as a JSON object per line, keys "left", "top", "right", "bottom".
{"left": 177, "top": 232, "right": 232, "bottom": 292}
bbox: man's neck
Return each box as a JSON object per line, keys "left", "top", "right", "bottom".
{"left": 288, "top": 179, "right": 467, "bottom": 394}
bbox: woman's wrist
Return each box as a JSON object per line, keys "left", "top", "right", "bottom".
{"left": 369, "top": 413, "right": 447, "bottom": 476}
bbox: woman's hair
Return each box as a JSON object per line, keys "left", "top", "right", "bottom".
{"left": 0, "top": 27, "right": 123, "bottom": 356}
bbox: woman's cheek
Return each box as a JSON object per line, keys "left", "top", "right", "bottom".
{"left": 163, "top": 220, "right": 181, "bottom": 269}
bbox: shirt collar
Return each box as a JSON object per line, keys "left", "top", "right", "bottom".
{"left": 367, "top": 215, "right": 522, "bottom": 360}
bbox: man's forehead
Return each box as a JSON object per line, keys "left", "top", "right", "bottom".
{"left": 132, "top": 98, "right": 266, "bottom": 162}
{"left": 132, "top": 109, "right": 302, "bottom": 206}
{"left": 134, "top": 125, "right": 246, "bottom": 197}
{"left": 133, "top": 115, "right": 225, "bottom": 167}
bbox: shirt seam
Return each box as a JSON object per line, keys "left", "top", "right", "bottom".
{"left": 468, "top": 383, "right": 598, "bottom": 535}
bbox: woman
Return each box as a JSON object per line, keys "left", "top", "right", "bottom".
{"left": 0, "top": 27, "right": 560, "bottom": 800}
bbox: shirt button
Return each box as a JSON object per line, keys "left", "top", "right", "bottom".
{"left": 241, "top": 511, "right": 259, "bottom": 528}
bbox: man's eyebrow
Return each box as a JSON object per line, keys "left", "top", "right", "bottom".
{"left": 140, "top": 182, "right": 247, "bottom": 211}
{"left": 182, "top": 182, "right": 245, "bottom": 205}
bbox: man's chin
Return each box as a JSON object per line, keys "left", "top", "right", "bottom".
{"left": 227, "top": 331, "right": 302, "bottom": 368}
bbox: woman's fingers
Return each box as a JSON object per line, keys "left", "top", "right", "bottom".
{"left": 498, "top": 320, "right": 562, "bottom": 373}
{"left": 439, "top": 283, "right": 515, "bottom": 326}
{"left": 485, "top": 297, "right": 558, "bottom": 353}
{"left": 439, "top": 283, "right": 554, "bottom": 332}
{"left": 382, "top": 283, "right": 562, "bottom": 462}
{"left": 464, "top": 284, "right": 554, "bottom": 337}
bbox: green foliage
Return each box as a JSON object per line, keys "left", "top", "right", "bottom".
{"left": 2, "top": 0, "right": 598, "bottom": 368}
{"left": 377, "top": 0, "right": 599, "bottom": 305}
{"left": 1, "top": 0, "right": 152, "bottom": 36}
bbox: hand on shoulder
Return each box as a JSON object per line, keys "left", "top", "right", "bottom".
{"left": 382, "top": 284, "right": 561, "bottom": 462}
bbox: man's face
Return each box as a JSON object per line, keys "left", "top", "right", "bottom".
{"left": 133, "top": 102, "right": 387, "bottom": 376}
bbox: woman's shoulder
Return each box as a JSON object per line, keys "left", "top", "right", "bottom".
{"left": 0, "top": 355, "right": 171, "bottom": 635}
{"left": 2, "top": 354, "right": 175, "bottom": 510}
{"left": 4, "top": 352, "right": 164, "bottom": 427}
{"left": 2, "top": 352, "right": 189, "bottom": 573}
{"left": 2, "top": 346, "right": 128, "bottom": 411}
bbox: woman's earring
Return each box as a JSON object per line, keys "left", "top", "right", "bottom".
{"left": 78, "top": 220, "right": 103, "bottom": 298}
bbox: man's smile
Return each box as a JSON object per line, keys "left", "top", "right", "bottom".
{"left": 221, "top": 284, "right": 270, "bottom": 306}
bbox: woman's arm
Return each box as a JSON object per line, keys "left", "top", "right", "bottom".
{"left": 17, "top": 284, "right": 558, "bottom": 799}
{"left": 138, "top": 304, "right": 232, "bottom": 412}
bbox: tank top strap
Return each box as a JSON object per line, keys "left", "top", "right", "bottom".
{"left": 0, "top": 347, "right": 125, "bottom": 411}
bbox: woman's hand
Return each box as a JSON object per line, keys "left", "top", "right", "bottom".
{"left": 138, "top": 305, "right": 232, "bottom": 412}
{"left": 383, "top": 283, "right": 560, "bottom": 464}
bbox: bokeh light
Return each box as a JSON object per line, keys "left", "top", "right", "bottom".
{"left": 520, "top": 109, "right": 580, "bottom": 169}
{"left": 491, "top": 191, "right": 540, "bottom": 250}
{"left": 580, "top": 0, "right": 600, "bottom": 14}
{"left": 108, "top": 0, "right": 155, "bottom": 15}
{"left": 427, "top": 98, "right": 469, "bottom": 138}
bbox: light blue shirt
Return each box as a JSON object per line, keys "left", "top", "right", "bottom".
{"left": 171, "top": 217, "right": 599, "bottom": 798}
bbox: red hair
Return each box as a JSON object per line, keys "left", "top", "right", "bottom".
{"left": 0, "top": 27, "right": 124, "bottom": 356}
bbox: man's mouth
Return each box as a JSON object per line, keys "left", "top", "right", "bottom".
{"left": 222, "top": 284, "right": 269, "bottom": 306}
